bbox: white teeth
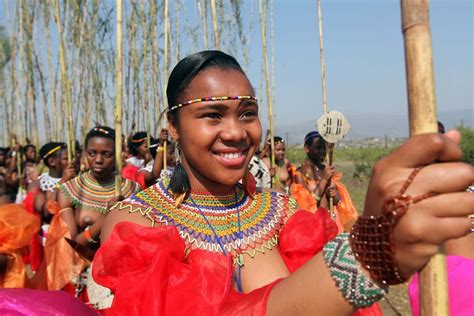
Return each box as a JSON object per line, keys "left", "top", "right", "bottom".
{"left": 220, "top": 152, "right": 242, "bottom": 159}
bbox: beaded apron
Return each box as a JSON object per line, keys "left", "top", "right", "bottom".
{"left": 112, "top": 179, "right": 298, "bottom": 266}
{"left": 60, "top": 171, "right": 137, "bottom": 214}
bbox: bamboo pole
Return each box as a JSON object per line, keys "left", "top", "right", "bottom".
{"left": 140, "top": 0, "right": 151, "bottom": 148}
{"left": 115, "top": 0, "right": 123, "bottom": 195}
{"left": 54, "top": 0, "right": 75, "bottom": 162}
{"left": 317, "top": 0, "right": 327, "bottom": 114}
{"left": 400, "top": 1, "right": 448, "bottom": 314}
{"left": 162, "top": 0, "right": 171, "bottom": 170}
{"left": 210, "top": 0, "right": 219, "bottom": 49}
{"left": 196, "top": 0, "right": 208, "bottom": 50}
{"left": 258, "top": 0, "right": 275, "bottom": 187}
{"left": 43, "top": 0, "right": 57, "bottom": 141}
{"left": 316, "top": 0, "right": 335, "bottom": 214}
{"left": 163, "top": 0, "right": 169, "bottom": 81}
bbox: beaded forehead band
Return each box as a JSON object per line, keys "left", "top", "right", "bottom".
{"left": 169, "top": 95, "right": 257, "bottom": 112}
{"left": 93, "top": 127, "right": 110, "bottom": 135}
{"left": 43, "top": 145, "right": 62, "bottom": 159}
{"left": 131, "top": 137, "right": 147, "bottom": 143}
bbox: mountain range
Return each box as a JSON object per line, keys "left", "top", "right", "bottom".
{"left": 273, "top": 108, "right": 473, "bottom": 143}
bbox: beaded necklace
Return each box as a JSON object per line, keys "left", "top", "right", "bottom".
{"left": 60, "top": 171, "right": 137, "bottom": 213}
{"left": 189, "top": 189, "right": 243, "bottom": 292}
{"left": 114, "top": 178, "right": 297, "bottom": 267}
{"left": 39, "top": 173, "right": 61, "bottom": 192}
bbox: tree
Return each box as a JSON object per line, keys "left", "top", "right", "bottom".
{"left": 0, "top": 26, "right": 11, "bottom": 72}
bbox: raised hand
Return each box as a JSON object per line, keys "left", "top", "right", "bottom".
{"left": 361, "top": 131, "right": 474, "bottom": 280}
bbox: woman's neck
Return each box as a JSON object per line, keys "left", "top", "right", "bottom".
{"left": 89, "top": 171, "right": 115, "bottom": 185}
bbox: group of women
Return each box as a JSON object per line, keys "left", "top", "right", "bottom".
{"left": 0, "top": 50, "right": 472, "bottom": 315}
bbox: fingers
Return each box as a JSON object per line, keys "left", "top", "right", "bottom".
{"left": 407, "top": 162, "right": 474, "bottom": 196}
{"left": 431, "top": 217, "right": 472, "bottom": 243}
{"left": 384, "top": 132, "right": 463, "bottom": 168}
{"left": 415, "top": 191, "right": 474, "bottom": 218}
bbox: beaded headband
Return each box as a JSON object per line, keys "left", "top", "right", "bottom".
{"left": 131, "top": 137, "right": 147, "bottom": 143}
{"left": 169, "top": 95, "right": 258, "bottom": 112}
{"left": 93, "top": 127, "right": 110, "bottom": 135}
{"left": 43, "top": 145, "right": 62, "bottom": 159}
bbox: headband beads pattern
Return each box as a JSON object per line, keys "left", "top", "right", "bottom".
{"left": 169, "top": 95, "right": 257, "bottom": 112}
{"left": 93, "top": 127, "right": 110, "bottom": 135}
{"left": 131, "top": 137, "right": 147, "bottom": 143}
{"left": 43, "top": 146, "right": 62, "bottom": 159}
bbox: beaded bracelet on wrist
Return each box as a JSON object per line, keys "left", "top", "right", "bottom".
{"left": 350, "top": 167, "right": 436, "bottom": 286}
{"left": 323, "top": 233, "right": 387, "bottom": 308}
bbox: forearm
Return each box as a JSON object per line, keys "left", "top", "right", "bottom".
{"left": 74, "top": 222, "right": 101, "bottom": 246}
{"left": 151, "top": 150, "right": 164, "bottom": 179}
{"left": 267, "top": 252, "right": 353, "bottom": 315}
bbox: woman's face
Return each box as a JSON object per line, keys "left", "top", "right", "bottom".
{"left": 25, "top": 147, "right": 37, "bottom": 162}
{"left": 274, "top": 142, "right": 286, "bottom": 162}
{"left": 169, "top": 68, "right": 262, "bottom": 192}
{"left": 85, "top": 137, "right": 115, "bottom": 180}
{"left": 137, "top": 142, "right": 149, "bottom": 159}
{"left": 305, "top": 137, "right": 327, "bottom": 163}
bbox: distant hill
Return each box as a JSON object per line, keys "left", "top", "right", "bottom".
{"left": 274, "top": 108, "right": 473, "bottom": 143}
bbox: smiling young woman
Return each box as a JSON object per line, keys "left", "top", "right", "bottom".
{"left": 92, "top": 51, "right": 474, "bottom": 315}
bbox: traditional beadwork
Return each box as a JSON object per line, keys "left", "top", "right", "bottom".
{"left": 350, "top": 167, "right": 436, "bottom": 285}
{"left": 112, "top": 178, "right": 297, "bottom": 266}
{"left": 169, "top": 95, "right": 257, "bottom": 112}
{"left": 39, "top": 173, "right": 61, "bottom": 192}
{"left": 323, "top": 233, "right": 387, "bottom": 308}
{"left": 60, "top": 171, "right": 137, "bottom": 214}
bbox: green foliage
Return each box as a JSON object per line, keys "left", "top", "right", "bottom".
{"left": 286, "top": 145, "right": 307, "bottom": 166}
{"left": 459, "top": 126, "right": 474, "bottom": 165}
{"left": 334, "top": 147, "right": 395, "bottom": 179}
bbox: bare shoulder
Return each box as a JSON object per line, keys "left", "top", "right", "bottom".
{"left": 101, "top": 200, "right": 156, "bottom": 243}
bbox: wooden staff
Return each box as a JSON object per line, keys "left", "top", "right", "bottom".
{"left": 316, "top": 0, "right": 335, "bottom": 215}
{"left": 258, "top": 0, "right": 275, "bottom": 187}
{"left": 400, "top": 1, "right": 449, "bottom": 314}
{"left": 210, "top": 0, "right": 219, "bottom": 49}
{"left": 115, "top": 0, "right": 124, "bottom": 196}
{"left": 163, "top": 0, "right": 170, "bottom": 176}
{"left": 54, "top": 0, "right": 74, "bottom": 163}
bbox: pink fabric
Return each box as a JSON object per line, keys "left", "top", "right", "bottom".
{"left": 408, "top": 256, "right": 474, "bottom": 316}
{"left": 0, "top": 288, "right": 98, "bottom": 315}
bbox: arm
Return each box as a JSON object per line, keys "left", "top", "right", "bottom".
{"left": 100, "top": 203, "right": 153, "bottom": 243}
{"left": 267, "top": 132, "right": 473, "bottom": 315}
{"left": 57, "top": 189, "right": 78, "bottom": 238}
{"left": 150, "top": 146, "right": 165, "bottom": 180}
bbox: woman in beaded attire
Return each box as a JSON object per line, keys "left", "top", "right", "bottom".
{"left": 43, "top": 126, "right": 137, "bottom": 300}
{"left": 262, "top": 136, "right": 296, "bottom": 194}
{"left": 92, "top": 51, "right": 473, "bottom": 315}
{"left": 292, "top": 131, "right": 358, "bottom": 232}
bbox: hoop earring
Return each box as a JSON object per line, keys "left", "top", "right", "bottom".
{"left": 169, "top": 142, "right": 190, "bottom": 207}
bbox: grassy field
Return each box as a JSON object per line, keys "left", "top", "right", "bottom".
{"left": 287, "top": 146, "right": 412, "bottom": 315}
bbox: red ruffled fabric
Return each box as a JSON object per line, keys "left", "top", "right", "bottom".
{"left": 93, "top": 223, "right": 274, "bottom": 315}
{"left": 93, "top": 209, "right": 381, "bottom": 315}
{"left": 122, "top": 165, "right": 146, "bottom": 189}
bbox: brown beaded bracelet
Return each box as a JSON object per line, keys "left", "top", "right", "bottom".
{"left": 350, "top": 167, "right": 437, "bottom": 286}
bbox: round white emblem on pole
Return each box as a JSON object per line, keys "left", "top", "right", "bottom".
{"left": 316, "top": 110, "right": 351, "bottom": 143}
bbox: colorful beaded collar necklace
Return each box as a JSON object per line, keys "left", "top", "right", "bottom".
{"left": 188, "top": 188, "right": 243, "bottom": 292}
{"left": 126, "top": 179, "right": 293, "bottom": 266}
{"left": 60, "top": 171, "right": 135, "bottom": 213}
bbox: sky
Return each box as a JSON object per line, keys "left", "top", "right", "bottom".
{"left": 0, "top": 0, "right": 472, "bottom": 141}
{"left": 248, "top": 0, "right": 473, "bottom": 127}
